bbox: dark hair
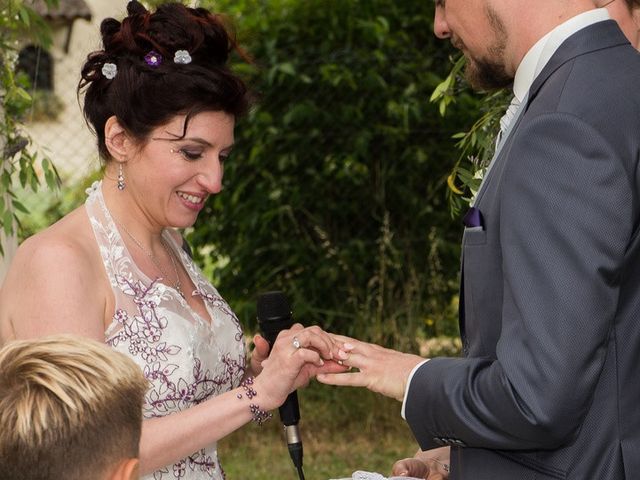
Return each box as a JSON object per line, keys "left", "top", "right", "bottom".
{"left": 78, "top": 1, "right": 251, "bottom": 161}
{"left": 627, "top": 0, "right": 640, "bottom": 9}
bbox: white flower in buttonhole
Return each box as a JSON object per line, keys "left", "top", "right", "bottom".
{"left": 469, "top": 166, "right": 487, "bottom": 205}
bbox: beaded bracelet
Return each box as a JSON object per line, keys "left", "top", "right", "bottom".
{"left": 237, "top": 376, "right": 273, "bottom": 426}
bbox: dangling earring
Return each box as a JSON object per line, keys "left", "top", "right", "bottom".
{"left": 117, "top": 163, "right": 125, "bottom": 191}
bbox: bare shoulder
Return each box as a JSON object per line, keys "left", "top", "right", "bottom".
{"left": 0, "top": 205, "right": 107, "bottom": 342}
{"left": 14, "top": 206, "right": 95, "bottom": 274}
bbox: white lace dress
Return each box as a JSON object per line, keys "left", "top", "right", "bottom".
{"left": 85, "top": 182, "right": 246, "bottom": 480}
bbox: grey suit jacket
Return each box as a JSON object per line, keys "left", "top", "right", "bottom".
{"left": 405, "top": 21, "right": 640, "bottom": 480}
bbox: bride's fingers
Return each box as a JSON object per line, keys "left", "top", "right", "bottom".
{"left": 282, "top": 328, "right": 334, "bottom": 359}
{"left": 292, "top": 347, "right": 325, "bottom": 367}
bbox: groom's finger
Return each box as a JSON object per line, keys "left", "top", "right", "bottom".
{"left": 316, "top": 360, "right": 350, "bottom": 374}
{"left": 316, "top": 372, "right": 366, "bottom": 388}
{"left": 336, "top": 349, "right": 370, "bottom": 370}
{"left": 328, "top": 333, "right": 357, "bottom": 344}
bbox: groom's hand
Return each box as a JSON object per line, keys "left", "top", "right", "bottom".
{"left": 392, "top": 447, "right": 450, "bottom": 479}
{"left": 317, "top": 334, "right": 424, "bottom": 401}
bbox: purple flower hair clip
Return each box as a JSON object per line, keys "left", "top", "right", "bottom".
{"left": 144, "top": 50, "right": 163, "bottom": 67}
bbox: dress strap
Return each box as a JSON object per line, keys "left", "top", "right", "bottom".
{"left": 85, "top": 181, "right": 120, "bottom": 288}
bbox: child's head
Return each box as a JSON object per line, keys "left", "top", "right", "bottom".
{"left": 0, "top": 334, "right": 148, "bottom": 480}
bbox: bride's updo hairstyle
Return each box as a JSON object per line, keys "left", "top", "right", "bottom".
{"left": 78, "top": 0, "right": 250, "bottom": 161}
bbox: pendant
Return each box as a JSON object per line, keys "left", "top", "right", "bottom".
{"left": 176, "top": 284, "right": 186, "bottom": 299}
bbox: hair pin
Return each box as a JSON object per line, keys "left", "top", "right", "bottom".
{"left": 101, "top": 62, "right": 117, "bottom": 79}
{"left": 144, "top": 50, "right": 163, "bottom": 67}
{"left": 174, "top": 50, "right": 192, "bottom": 65}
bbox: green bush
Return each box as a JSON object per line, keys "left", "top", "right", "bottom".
{"left": 190, "top": 0, "right": 483, "bottom": 348}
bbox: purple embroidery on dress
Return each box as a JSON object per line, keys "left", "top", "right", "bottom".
{"left": 89, "top": 185, "right": 244, "bottom": 479}
{"left": 107, "top": 279, "right": 180, "bottom": 366}
{"left": 99, "top": 231, "right": 244, "bottom": 478}
{"left": 173, "top": 460, "right": 186, "bottom": 478}
{"left": 106, "top": 277, "right": 245, "bottom": 478}
{"left": 144, "top": 354, "right": 244, "bottom": 415}
{"left": 194, "top": 288, "right": 244, "bottom": 342}
{"left": 154, "top": 467, "right": 170, "bottom": 480}
{"left": 188, "top": 449, "right": 216, "bottom": 476}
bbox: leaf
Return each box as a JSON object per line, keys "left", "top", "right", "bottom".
{"left": 447, "top": 173, "right": 464, "bottom": 195}
{"left": 3, "top": 210, "right": 14, "bottom": 236}
{"left": 11, "top": 200, "right": 29, "bottom": 214}
{"left": 430, "top": 78, "right": 449, "bottom": 102}
{"left": 439, "top": 100, "right": 447, "bottom": 117}
{"left": 278, "top": 62, "right": 296, "bottom": 76}
{"left": 18, "top": 7, "right": 31, "bottom": 27}
{"left": 19, "top": 169, "right": 27, "bottom": 188}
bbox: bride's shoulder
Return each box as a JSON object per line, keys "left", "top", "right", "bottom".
{"left": 16, "top": 206, "right": 98, "bottom": 275}
{"left": 1, "top": 207, "right": 108, "bottom": 341}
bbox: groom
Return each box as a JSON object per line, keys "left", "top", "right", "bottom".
{"left": 320, "top": 1, "right": 640, "bottom": 478}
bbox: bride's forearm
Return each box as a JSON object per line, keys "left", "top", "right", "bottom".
{"left": 138, "top": 383, "right": 272, "bottom": 474}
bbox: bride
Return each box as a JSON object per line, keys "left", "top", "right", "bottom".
{"left": 0, "top": 2, "right": 342, "bottom": 478}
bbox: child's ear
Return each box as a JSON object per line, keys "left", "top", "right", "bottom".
{"left": 109, "top": 457, "right": 139, "bottom": 480}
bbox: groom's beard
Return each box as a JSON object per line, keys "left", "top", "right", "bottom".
{"left": 458, "top": 5, "right": 513, "bottom": 91}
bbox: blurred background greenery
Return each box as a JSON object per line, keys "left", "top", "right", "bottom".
{"left": 2, "top": 0, "right": 502, "bottom": 478}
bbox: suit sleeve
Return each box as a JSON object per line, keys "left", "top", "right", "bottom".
{"left": 405, "top": 113, "right": 633, "bottom": 450}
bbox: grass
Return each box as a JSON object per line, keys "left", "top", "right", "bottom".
{"left": 219, "top": 382, "right": 419, "bottom": 480}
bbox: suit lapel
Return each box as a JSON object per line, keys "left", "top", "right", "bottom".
{"left": 459, "top": 20, "right": 629, "bottom": 348}
{"left": 529, "top": 20, "right": 629, "bottom": 103}
{"left": 471, "top": 20, "right": 628, "bottom": 209}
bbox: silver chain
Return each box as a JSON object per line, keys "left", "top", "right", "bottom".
{"left": 117, "top": 222, "right": 186, "bottom": 299}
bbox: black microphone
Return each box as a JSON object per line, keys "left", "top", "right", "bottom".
{"left": 257, "top": 291, "right": 305, "bottom": 480}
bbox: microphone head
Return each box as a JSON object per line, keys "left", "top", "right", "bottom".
{"left": 257, "top": 291, "right": 291, "bottom": 322}
{"left": 257, "top": 291, "right": 293, "bottom": 344}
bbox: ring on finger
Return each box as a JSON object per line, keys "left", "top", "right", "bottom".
{"left": 292, "top": 336, "right": 301, "bottom": 349}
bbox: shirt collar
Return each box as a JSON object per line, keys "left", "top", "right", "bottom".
{"left": 512, "top": 8, "right": 610, "bottom": 102}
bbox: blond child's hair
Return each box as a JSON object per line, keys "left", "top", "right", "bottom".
{"left": 0, "top": 334, "right": 148, "bottom": 480}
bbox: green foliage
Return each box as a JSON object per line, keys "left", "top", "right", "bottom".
{"left": 0, "top": 0, "right": 61, "bottom": 254}
{"left": 189, "top": 0, "right": 483, "bottom": 347}
{"left": 17, "top": 170, "right": 102, "bottom": 242}
{"left": 429, "top": 56, "right": 511, "bottom": 216}
{"left": 29, "top": 89, "right": 65, "bottom": 122}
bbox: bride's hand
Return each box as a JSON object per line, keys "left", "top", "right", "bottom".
{"left": 247, "top": 334, "right": 270, "bottom": 377}
{"left": 253, "top": 324, "right": 346, "bottom": 410}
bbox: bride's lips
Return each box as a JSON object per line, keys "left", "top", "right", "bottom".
{"left": 177, "top": 191, "right": 207, "bottom": 211}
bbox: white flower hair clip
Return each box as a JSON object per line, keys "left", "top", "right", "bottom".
{"left": 101, "top": 62, "right": 117, "bottom": 79}
{"left": 174, "top": 50, "right": 192, "bottom": 65}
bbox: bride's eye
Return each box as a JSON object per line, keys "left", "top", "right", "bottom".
{"left": 173, "top": 148, "right": 204, "bottom": 161}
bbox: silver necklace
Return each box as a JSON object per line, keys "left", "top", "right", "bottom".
{"left": 117, "top": 222, "right": 186, "bottom": 299}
